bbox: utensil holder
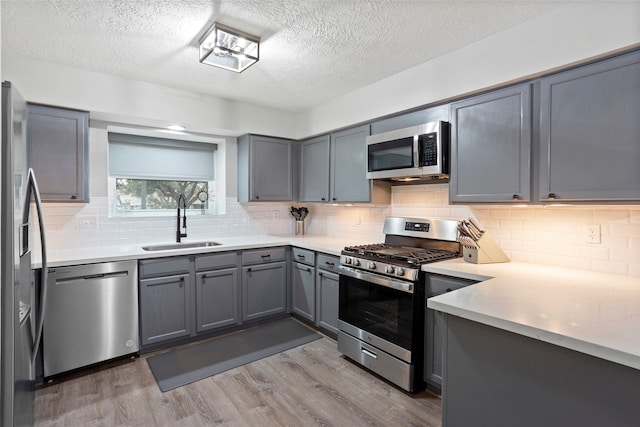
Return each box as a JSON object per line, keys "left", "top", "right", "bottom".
{"left": 461, "top": 232, "right": 510, "bottom": 264}
{"left": 294, "top": 220, "right": 305, "bottom": 235}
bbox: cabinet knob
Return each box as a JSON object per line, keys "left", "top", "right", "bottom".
{"left": 321, "top": 197, "right": 326, "bottom": 201}
{"left": 512, "top": 194, "right": 520, "bottom": 200}
{"left": 247, "top": 268, "right": 252, "bottom": 273}
{"left": 255, "top": 195, "right": 260, "bottom": 200}
{"left": 548, "top": 193, "right": 557, "bottom": 200}
{"left": 318, "top": 272, "right": 323, "bottom": 277}
{"left": 332, "top": 197, "right": 337, "bottom": 201}
{"left": 446, "top": 288, "right": 452, "bottom": 292}
{"left": 70, "top": 195, "right": 77, "bottom": 200}
{"left": 306, "top": 268, "right": 312, "bottom": 273}
{"left": 297, "top": 254, "right": 305, "bottom": 259}
{"left": 325, "top": 261, "right": 334, "bottom": 266}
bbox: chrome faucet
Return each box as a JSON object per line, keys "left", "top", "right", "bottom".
{"left": 176, "top": 194, "right": 187, "bottom": 243}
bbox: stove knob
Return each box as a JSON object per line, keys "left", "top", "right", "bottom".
{"left": 354, "top": 259, "right": 361, "bottom": 267}
{"left": 368, "top": 262, "right": 376, "bottom": 270}
{"left": 396, "top": 268, "right": 405, "bottom": 276}
{"left": 385, "top": 265, "right": 395, "bottom": 274}
{"left": 344, "top": 257, "right": 352, "bottom": 265}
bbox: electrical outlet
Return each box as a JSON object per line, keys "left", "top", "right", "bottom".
{"left": 75, "top": 217, "right": 97, "bottom": 230}
{"left": 586, "top": 224, "right": 601, "bottom": 244}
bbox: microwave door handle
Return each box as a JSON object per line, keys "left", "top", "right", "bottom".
{"left": 413, "top": 134, "right": 420, "bottom": 167}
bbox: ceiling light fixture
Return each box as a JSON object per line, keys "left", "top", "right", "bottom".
{"left": 199, "top": 22, "right": 260, "bottom": 73}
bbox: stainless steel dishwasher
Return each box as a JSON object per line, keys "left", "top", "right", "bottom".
{"left": 43, "top": 260, "right": 139, "bottom": 377}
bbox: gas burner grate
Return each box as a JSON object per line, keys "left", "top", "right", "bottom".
{"left": 343, "top": 244, "right": 459, "bottom": 265}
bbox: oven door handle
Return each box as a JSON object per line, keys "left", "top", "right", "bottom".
{"left": 338, "top": 265, "right": 414, "bottom": 294}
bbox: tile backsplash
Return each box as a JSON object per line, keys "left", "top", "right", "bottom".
{"left": 42, "top": 183, "right": 640, "bottom": 277}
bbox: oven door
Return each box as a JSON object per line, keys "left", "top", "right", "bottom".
{"left": 338, "top": 265, "right": 417, "bottom": 356}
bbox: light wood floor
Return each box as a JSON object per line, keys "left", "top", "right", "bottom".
{"left": 34, "top": 331, "right": 442, "bottom": 426}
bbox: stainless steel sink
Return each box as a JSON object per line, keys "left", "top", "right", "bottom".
{"left": 141, "top": 241, "right": 222, "bottom": 251}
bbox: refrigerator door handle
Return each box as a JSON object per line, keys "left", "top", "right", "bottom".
{"left": 22, "top": 168, "right": 48, "bottom": 366}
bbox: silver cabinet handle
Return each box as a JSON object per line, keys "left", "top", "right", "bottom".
{"left": 361, "top": 348, "right": 378, "bottom": 359}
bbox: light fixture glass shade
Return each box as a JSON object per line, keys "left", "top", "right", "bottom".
{"left": 199, "top": 23, "right": 259, "bottom": 73}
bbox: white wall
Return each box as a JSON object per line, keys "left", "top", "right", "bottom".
{"left": 1, "top": 53, "right": 298, "bottom": 139}
{"left": 297, "top": 2, "right": 640, "bottom": 137}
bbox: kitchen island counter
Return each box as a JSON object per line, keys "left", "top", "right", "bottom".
{"left": 424, "top": 258, "right": 640, "bottom": 371}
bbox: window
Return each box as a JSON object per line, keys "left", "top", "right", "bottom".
{"left": 108, "top": 131, "right": 221, "bottom": 217}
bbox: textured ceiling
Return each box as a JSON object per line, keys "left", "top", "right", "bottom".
{"left": 1, "top": 0, "right": 563, "bottom": 113}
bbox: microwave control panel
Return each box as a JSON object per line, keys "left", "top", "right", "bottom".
{"left": 419, "top": 132, "right": 438, "bottom": 166}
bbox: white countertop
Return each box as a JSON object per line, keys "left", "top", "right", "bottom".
{"left": 43, "top": 235, "right": 640, "bottom": 372}
{"left": 44, "top": 234, "right": 369, "bottom": 267}
{"left": 425, "top": 258, "right": 640, "bottom": 371}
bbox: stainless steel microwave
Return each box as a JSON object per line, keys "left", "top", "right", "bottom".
{"left": 366, "top": 121, "right": 450, "bottom": 182}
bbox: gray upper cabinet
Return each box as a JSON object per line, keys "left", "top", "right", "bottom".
{"left": 27, "top": 104, "right": 89, "bottom": 202}
{"left": 538, "top": 51, "right": 640, "bottom": 203}
{"left": 331, "top": 125, "right": 371, "bottom": 203}
{"left": 299, "top": 135, "right": 331, "bottom": 202}
{"left": 449, "top": 84, "right": 532, "bottom": 203}
{"left": 238, "top": 134, "right": 293, "bottom": 202}
{"left": 298, "top": 125, "right": 390, "bottom": 204}
{"left": 370, "top": 104, "right": 450, "bottom": 135}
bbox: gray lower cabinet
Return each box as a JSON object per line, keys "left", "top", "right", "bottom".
{"left": 139, "top": 252, "right": 242, "bottom": 348}
{"left": 195, "top": 252, "right": 241, "bottom": 333}
{"left": 26, "top": 103, "right": 90, "bottom": 202}
{"left": 539, "top": 50, "right": 640, "bottom": 203}
{"left": 449, "top": 83, "right": 532, "bottom": 203}
{"left": 424, "top": 274, "right": 477, "bottom": 390}
{"left": 139, "top": 256, "right": 193, "bottom": 346}
{"left": 241, "top": 247, "right": 288, "bottom": 322}
{"left": 291, "top": 247, "right": 316, "bottom": 321}
{"left": 442, "top": 315, "right": 640, "bottom": 427}
{"left": 315, "top": 253, "right": 340, "bottom": 335}
{"left": 237, "top": 134, "right": 294, "bottom": 202}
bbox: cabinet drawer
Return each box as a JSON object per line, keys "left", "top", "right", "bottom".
{"left": 317, "top": 253, "right": 340, "bottom": 273}
{"left": 139, "top": 256, "right": 191, "bottom": 279}
{"left": 242, "top": 247, "right": 286, "bottom": 265}
{"left": 427, "top": 274, "right": 477, "bottom": 296}
{"left": 195, "top": 251, "right": 239, "bottom": 272}
{"left": 292, "top": 247, "right": 315, "bottom": 266}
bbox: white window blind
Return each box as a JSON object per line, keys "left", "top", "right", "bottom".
{"left": 108, "top": 132, "right": 216, "bottom": 181}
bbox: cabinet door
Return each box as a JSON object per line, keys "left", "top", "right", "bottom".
{"left": 249, "top": 135, "right": 293, "bottom": 201}
{"left": 425, "top": 307, "right": 445, "bottom": 388}
{"left": 370, "top": 104, "right": 450, "bottom": 135}
{"left": 539, "top": 51, "right": 640, "bottom": 202}
{"left": 330, "top": 125, "right": 371, "bottom": 203}
{"left": 139, "top": 273, "right": 192, "bottom": 346}
{"left": 27, "top": 104, "right": 89, "bottom": 202}
{"left": 424, "top": 274, "right": 477, "bottom": 389}
{"left": 315, "top": 269, "right": 339, "bottom": 335}
{"left": 195, "top": 268, "right": 240, "bottom": 333}
{"left": 292, "top": 262, "right": 315, "bottom": 322}
{"left": 299, "top": 135, "right": 330, "bottom": 202}
{"left": 242, "top": 262, "right": 287, "bottom": 322}
{"left": 449, "top": 84, "right": 531, "bottom": 203}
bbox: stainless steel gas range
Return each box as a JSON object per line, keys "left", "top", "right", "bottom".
{"left": 337, "top": 217, "right": 460, "bottom": 392}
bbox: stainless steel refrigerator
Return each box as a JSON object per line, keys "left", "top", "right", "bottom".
{"left": 1, "top": 81, "right": 48, "bottom": 426}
